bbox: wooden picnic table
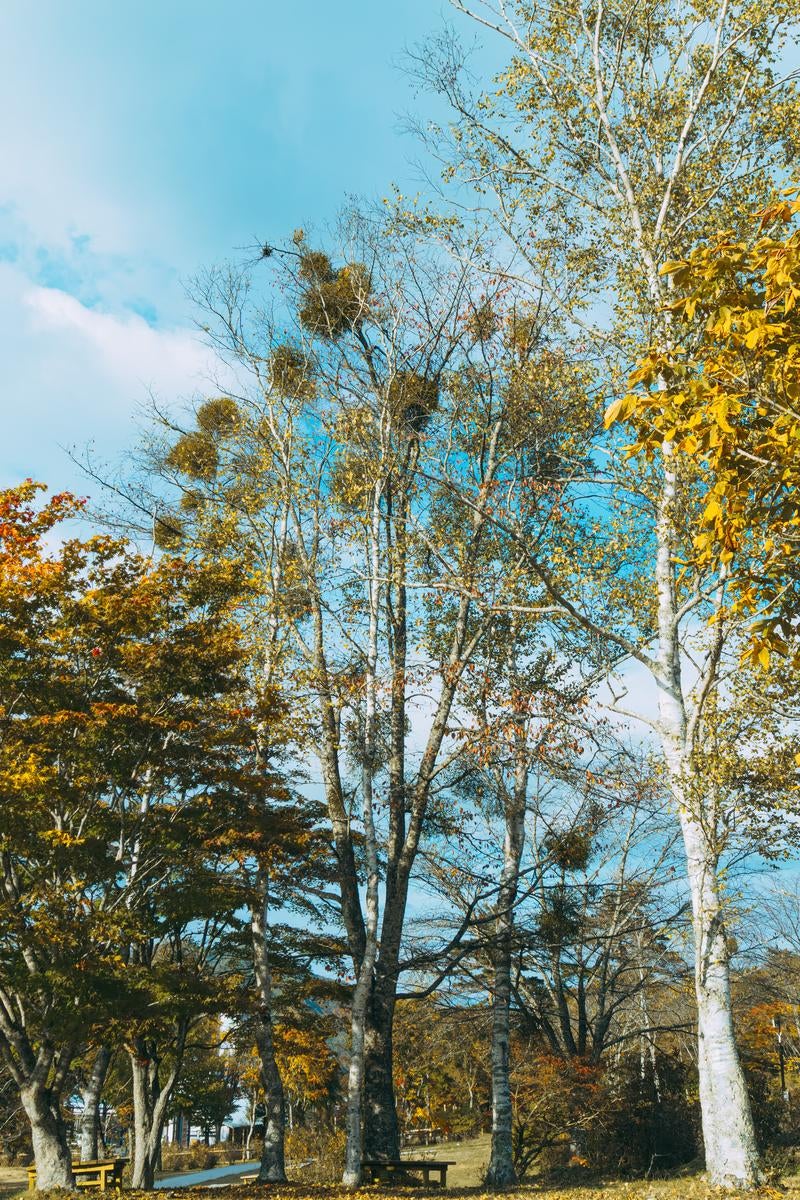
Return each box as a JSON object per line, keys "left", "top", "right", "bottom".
{"left": 28, "top": 1158, "right": 127, "bottom": 1192}
{"left": 362, "top": 1158, "right": 456, "bottom": 1188}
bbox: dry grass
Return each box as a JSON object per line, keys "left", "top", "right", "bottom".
{"left": 0, "top": 1166, "right": 27, "bottom": 1200}
{"left": 5, "top": 1136, "right": 800, "bottom": 1200}
{"left": 134, "top": 1179, "right": 800, "bottom": 1198}
{"left": 10, "top": 1177, "right": 800, "bottom": 1200}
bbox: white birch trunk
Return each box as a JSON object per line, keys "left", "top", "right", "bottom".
{"left": 654, "top": 453, "right": 762, "bottom": 1188}
{"left": 485, "top": 757, "right": 526, "bottom": 1188}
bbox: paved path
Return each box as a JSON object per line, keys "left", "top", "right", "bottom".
{"left": 156, "top": 1161, "right": 260, "bottom": 1189}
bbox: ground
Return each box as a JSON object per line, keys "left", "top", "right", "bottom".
{"left": 13, "top": 1181, "right": 798, "bottom": 1199}
{"left": 3, "top": 1135, "right": 800, "bottom": 1198}
{"left": 0, "top": 1166, "right": 26, "bottom": 1200}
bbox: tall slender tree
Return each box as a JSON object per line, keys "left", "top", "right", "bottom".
{"left": 411, "top": 0, "right": 800, "bottom": 1182}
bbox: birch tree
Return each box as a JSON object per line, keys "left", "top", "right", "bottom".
{"left": 147, "top": 213, "right": 580, "bottom": 1180}
{"left": 410, "top": 0, "right": 800, "bottom": 1183}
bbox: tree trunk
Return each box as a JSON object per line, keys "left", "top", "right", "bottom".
{"left": 79, "top": 1045, "right": 112, "bottom": 1162}
{"left": 20, "top": 1083, "right": 74, "bottom": 1190}
{"left": 655, "top": 453, "right": 761, "bottom": 1188}
{"left": 251, "top": 871, "right": 287, "bottom": 1183}
{"left": 680, "top": 807, "right": 762, "bottom": 1186}
{"left": 244, "top": 1099, "right": 256, "bottom": 1159}
{"left": 363, "top": 988, "right": 400, "bottom": 1160}
{"left": 342, "top": 481, "right": 382, "bottom": 1190}
{"left": 485, "top": 942, "right": 516, "bottom": 1187}
{"left": 254, "top": 1020, "right": 286, "bottom": 1182}
{"left": 130, "top": 1026, "right": 186, "bottom": 1190}
{"left": 130, "top": 1055, "right": 158, "bottom": 1190}
{"left": 485, "top": 756, "right": 525, "bottom": 1189}
{"left": 343, "top": 957, "right": 374, "bottom": 1188}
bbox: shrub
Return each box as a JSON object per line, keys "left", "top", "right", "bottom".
{"left": 585, "top": 1054, "right": 699, "bottom": 1176}
{"left": 284, "top": 1124, "right": 346, "bottom": 1184}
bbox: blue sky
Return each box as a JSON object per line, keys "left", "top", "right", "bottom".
{"left": 0, "top": 2, "right": 480, "bottom": 494}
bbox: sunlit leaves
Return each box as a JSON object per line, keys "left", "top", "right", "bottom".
{"left": 607, "top": 198, "right": 800, "bottom": 653}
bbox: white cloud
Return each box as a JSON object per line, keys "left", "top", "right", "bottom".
{"left": 23, "top": 284, "right": 213, "bottom": 396}
{"left": 0, "top": 264, "right": 217, "bottom": 494}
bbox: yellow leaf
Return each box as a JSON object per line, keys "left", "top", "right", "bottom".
{"left": 603, "top": 397, "right": 624, "bottom": 428}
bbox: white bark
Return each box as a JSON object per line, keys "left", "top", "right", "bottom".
{"left": 485, "top": 755, "right": 526, "bottom": 1188}
{"left": 654, "top": 453, "right": 761, "bottom": 1188}
{"left": 79, "top": 1045, "right": 112, "bottom": 1162}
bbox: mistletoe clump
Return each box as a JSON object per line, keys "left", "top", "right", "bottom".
{"left": 388, "top": 370, "right": 439, "bottom": 432}
{"left": 544, "top": 827, "right": 593, "bottom": 872}
{"left": 270, "top": 344, "right": 316, "bottom": 399}
{"left": 299, "top": 258, "right": 371, "bottom": 340}
{"left": 196, "top": 396, "right": 242, "bottom": 438}
{"left": 165, "top": 431, "right": 219, "bottom": 481}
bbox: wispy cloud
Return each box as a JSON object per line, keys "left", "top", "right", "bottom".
{"left": 24, "top": 284, "right": 212, "bottom": 393}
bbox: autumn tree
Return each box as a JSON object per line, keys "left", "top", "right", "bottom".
{"left": 138, "top": 212, "right": 569, "bottom": 1183}
{"left": 617, "top": 194, "right": 800, "bottom": 659}
{"left": 408, "top": 0, "right": 800, "bottom": 1183}
{"left": 0, "top": 482, "right": 272, "bottom": 1189}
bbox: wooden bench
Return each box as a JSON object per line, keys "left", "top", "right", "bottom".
{"left": 28, "top": 1158, "right": 127, "bottom": 1192}
{"left": 362, "top": 1159, "right": 456, "bottom": 1188}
